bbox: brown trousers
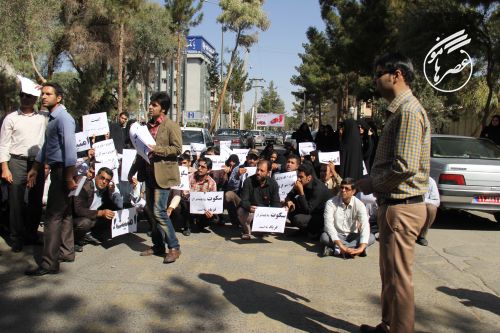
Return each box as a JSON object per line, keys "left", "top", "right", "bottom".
{"left": 378, "top": 202, "right": 426, "bottom": 333}
{"left": 41, "top": 165, "right": 74, "bottom": 270}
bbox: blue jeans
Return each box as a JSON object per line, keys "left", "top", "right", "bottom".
{"left": 146, "top": 187, "right": 179, "bottom": 250}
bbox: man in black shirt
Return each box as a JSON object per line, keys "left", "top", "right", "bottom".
{"left": 237, "top": 159, "right": 281, "bottom": 240}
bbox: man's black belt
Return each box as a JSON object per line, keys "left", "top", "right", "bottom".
{"left": 378, "top": 195, "right": 424, "bottom": 206}
{"left": 10, "top": 154, "right": 35, "bottom": 162}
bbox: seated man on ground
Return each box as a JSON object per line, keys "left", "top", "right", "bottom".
{"left": 284, "top": 163, "right": 332, "bottom": 238}
{"left": 73, "top": 167, "right": 123, "bottom": 252}
{"left": 321, "top": 177, "right": 375, "bottom": 258}
{"left": 237, "top": 159, "right": 281, "bottom": 239}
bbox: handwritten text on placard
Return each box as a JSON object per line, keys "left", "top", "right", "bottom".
{"left": 189, "top": 191, "right": 224, "bottom": 214}
{"left": 252, "top": 207, "right": 288, "bottom": 233}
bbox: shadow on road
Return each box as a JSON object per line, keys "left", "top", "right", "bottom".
{"left": 437, "top": 286, "right": 500, "bottom": 316}
{"left": 199, "top": 273, "right": 358, "bottom": 333}
{"left": 432, "top": 209, "right": 499, "bottom": 231}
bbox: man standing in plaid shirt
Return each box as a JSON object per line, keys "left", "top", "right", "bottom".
{"left": 357, "top": 52, "right": 431, "bottom": 333}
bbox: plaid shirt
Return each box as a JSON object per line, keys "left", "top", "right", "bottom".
{"left": 189, "top": 172, "right": 217, "bottom": 193}
{"left": 371, "top": 89, "right": 431, "bottom": 199}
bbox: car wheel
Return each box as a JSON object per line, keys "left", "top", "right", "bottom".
{"left": 494, "top": 212, "right": 500, "bottom": 223}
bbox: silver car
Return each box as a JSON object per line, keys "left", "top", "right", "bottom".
{"left": 430, "top": 135, "right": 500, "bottom": 222}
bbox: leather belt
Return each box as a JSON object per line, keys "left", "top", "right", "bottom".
{"left": 10, "top": 154, "right": 35, "bottom": 162}
{"left": 378, "top": 195, "right": 424, "bottom": 206}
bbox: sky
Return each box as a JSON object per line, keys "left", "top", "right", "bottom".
{"left": 181, "top": 0, "right": 324, "bottom": 114}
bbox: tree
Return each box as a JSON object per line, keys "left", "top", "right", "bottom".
{"left": 165, "top": 0, "right": 204, "bottom": 125}
{"left": 209, "top": 0, "right": 270, "bottom": 133}
{"left": 257, "top": 81, "right": 285, "bottom": 114}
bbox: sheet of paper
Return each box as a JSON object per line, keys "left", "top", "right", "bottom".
{"left": 189, "top": 191, "right": 224, "bottom": 214}
{"left": 298, "top": 142, "right": 316, "bottom": 156}
{"left": 274, "top": 171, "right": 297, "bottom": 202}
{"left": 251, "top": 207, "right": 288, "bottom": 233}
{"left": 82, "top": 112, "right": 110, "bottom": 137}
{"left": 171, "top": 166, "right": 190, "bottom": 190}
{"left": 111, "top": 207, "right": 138, "bottom": 238}
{"left": 318, "top": 151, "right": 340, "bottom": 165}
{"left": 75, "top": 132, "right": 90, "bottom": 152}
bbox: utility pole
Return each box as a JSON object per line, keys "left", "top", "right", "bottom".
{"left": 249, "top": 78, "right": 265, "bottom": 130}
{"left": 239, "top": 50, "right": 248, "bottom": 130}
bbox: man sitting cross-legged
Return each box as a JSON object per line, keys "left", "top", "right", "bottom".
{"left": 320, "top": 177, "right": 375, "bottom": 258}
{"left": 73, "top": 167, "right": 123, "bottom": 253}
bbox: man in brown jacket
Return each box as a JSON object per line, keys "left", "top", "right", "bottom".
{"left": 130, "top": 92, "right": 182, "bottom": 264}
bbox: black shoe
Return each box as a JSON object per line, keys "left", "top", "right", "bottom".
{"left": 416, "top": 236, "right": 428, "bottom": 246}
{"left": 25, "top": 267, "right": 59, "bottom": 276}
{"left": 59, "top": 258, "right": 74, "bottom": 263}
{"left": 11, "top": 242, "right": 23, "bottom": 253}
{"left": 321, "top": 246, "right": 333, "bottom": 257}
{"left": 182, "top": 228, "right": 191, "bottom": 236}
{"left": 359, "top": 324, "right": 387, "bottom": 333}
{"left": 83, "top": 233, "right": 101, "bottom": 245}
{"left": 74, "top": 244, "right": 83, "bottom": 252}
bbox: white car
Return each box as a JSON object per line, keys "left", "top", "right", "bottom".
{"left": 181, "top": 127, "right": 214, "bottom": 153}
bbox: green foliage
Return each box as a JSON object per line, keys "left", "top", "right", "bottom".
{"left": 165, "top": 0, "right": 204, "bottom": 34}
{"left": 257, "top": 81, "right": 285, "bottom": 114}
{"left": 226, "top": 54, "right": 248, "bottom": 104}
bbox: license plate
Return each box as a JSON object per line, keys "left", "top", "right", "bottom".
{"left": 473, "top": 196, "right": 500, "bottom": 204}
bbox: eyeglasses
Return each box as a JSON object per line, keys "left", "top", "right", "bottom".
{"left": 373, "top": 70, "right": 392, "bottom": 79}
{"left": 340, "top": 186, "right": 353, "bottom": 191}
{"left": 98, "top": 175, "right": 112, "bottom": 183}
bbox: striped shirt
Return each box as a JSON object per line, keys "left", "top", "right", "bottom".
{"left": 371, "top": 89, "right": 431, "bottom": 199}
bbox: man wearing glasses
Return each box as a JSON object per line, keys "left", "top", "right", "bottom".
{"left": 357, "top": 53, "right": 431, "bottom": 333}
{"left": 73, "top": 167, "right": 122, "bottom": 252}
{"left": 320, "top": 178, "right": 374, "bottom": 258}
{"left": 0, "top": 76, "right": 46, "bottom": 253}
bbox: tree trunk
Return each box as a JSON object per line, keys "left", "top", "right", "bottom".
{"left": 117, "top": 22, "right": 124, "bottom": 117}
{"left": 29, "top": 46, "right": 46, "bottom": 83}
{"left": 176, "top": 32, "right": 182, "bottom": 125}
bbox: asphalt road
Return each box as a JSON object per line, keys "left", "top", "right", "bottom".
{"left": 0, "top": 208, "right": 499, "bottom": 333}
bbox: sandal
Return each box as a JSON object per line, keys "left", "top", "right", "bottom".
{"left": 241, "top": 234, "right": 251, "bottom": 240}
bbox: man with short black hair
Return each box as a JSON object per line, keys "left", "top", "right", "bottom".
{"left": 130, "top": 91, "right": 182, "bottom": 264}
{"left": 285, "top": 163, "right": 331, "bottom": 237}
{"left": 26, "top": 82, "right": 78, "bottom": 276}
{"left": 321, "top": 178, "right": 375, "bottom": 258}
{"left": 285, "top": 154, "right": 300, "bottom": 173}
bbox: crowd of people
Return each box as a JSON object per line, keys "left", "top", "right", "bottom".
{"left": 3, "top": 51, "right": 491, "bottom": 333}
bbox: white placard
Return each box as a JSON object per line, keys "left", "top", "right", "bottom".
{"left": 111, "top": 207, "right": 138, "bottom": 238}
{"left": 189, "top": 191, "right": 224, "bottom": 214}
{"left": 244, "top": 166, "right": 257, "bottom": 177}
{"left": 182, "top": 145, "right": 191, "bottom": 154}
{"left": 318, "top": 151, "right": 340, "bottom": 165}
{"left": 191, "top": 143, "right": 206, "bottom": 153}
{"left": 75, "top": 132, "right": 90, "bottom": 152}
{"left": 207, "top": 155, "right": 226, "bottom": 171}
{"left": 274, "top": 171, "right": 297, "bottom": 201}
{"left": 68, "top": 177, "right": 87, "bottom": 197}
{"left": 93, "top": 139, "right": 117, "bottom": 164}
{"left": 233, "top": 148, "right": 249, "bottom": 166}
{"left": 82, "top": 112, "right": 110, "bottom": 137}
{"left": 298, "top": 142, "right": 316, "bottom": 156}
{"left": 121, "top": 149, "right": 137, "bottom": 181}
{"left": 252, "top": 207, "right": 288, "bottom": 233}
{"left": 129, "top": 122, "right": 155, "bottom": 164}
{"left": 94, "top": 162, "right": 119, "bottom": 184}
{"left": 171, "top": 166, "right": 190, "bottom": 190}
{"left": 220, "top": 145, "right": 233, "bottom": 159}
{"left": 219, "top": 140, "right": 231, "bottom": 148}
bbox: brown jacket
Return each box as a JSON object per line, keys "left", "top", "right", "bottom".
{"left": 130, "top": 117, "right": 182, "bottom": 188}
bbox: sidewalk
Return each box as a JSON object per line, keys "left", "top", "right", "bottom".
{"left": 0, "top": 214, "right": 499, "bottom": 333}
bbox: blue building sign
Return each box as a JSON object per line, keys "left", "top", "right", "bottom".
{"left": 186, "top": 36, "right": 216, "bottom": 59}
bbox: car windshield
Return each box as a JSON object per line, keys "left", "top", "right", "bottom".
{"left": 182, "top": 130, "right": 203, "bottom": 144}
{"left": 250, "top": 131, "right": 261, "bottom": 135}
{"left": 432, "top": 137, "right": 500, "bottom": 159}
{"left": 216, "top": 129, "right": 240, "bottom": 136}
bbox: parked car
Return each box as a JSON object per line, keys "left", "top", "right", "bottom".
{"left": 248, "top": 130, "right": 265, "bottom": 146}
{"left": 213, "top": 128, "right": 246, "bottom": 148}
{"left": 430, "top": 135, "right": 500, "bottom": 222}
{"left": 181, "top": 127, "right": 214, "bottom": 153}
{"left": 264, "top": 131, "right": 277, "bottom": 145}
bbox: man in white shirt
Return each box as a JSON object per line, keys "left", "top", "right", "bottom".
{"left": 321, "top": 177, "right": 375, "bottom": 258}
{"left": 0, "top": 76, "right": 46, "bottom": 252}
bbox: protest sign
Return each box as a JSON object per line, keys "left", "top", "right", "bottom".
{"left": 111, "top": 207, "right": 138, "bottom": 238}
{"left": 252, "top": 207, "right": 288, "bottom": 233}
{"left": 219, "top": 140, "right": 231, "bottom": 148}
{"left": 129, "top": 122, "right": 155, "bottom": 164}
{"left": 82, "top": 112, "right": 110, "bottom": 137}
{"left": 182, "top": 145, "right": 191, "bottom": 154}
{"left": 219, "top": 144, "right": 233, "bottom": 159}
{"left": 274, "top": 171, "right": 297, "bottom": 201}
{"left": 207, "top": 155, "right": 226, "bottom": 171}
{"left": 189, "top": 191, "right": 224, "bottom": 214}
{"left": 93, "top": 139, "right": 118, "bottom": 164}
{"left": 190, "top": 143, "right": 206, "bottom": 154}
{"left": 232, "top": 148, "right": 249, "bottom": 166}
{"left": 171, "top": 166, "right": 190, "bottom": 190}
{"left": 68, "top": 177, "right": 87, "bottom": 197}
{"left": 318, "top": 151, "right": 340, "bottom": 165}
{"left": 121, "top": 149, "right": 137, "bottom": 181}
{"left": 75, "top": 132, "right": 90, "bottom": 152}
{"left": 298, "top": 142, "right": 316, "bottom": 156}
{"left": 244, "top": 166, "right": 257, "bottom": 177}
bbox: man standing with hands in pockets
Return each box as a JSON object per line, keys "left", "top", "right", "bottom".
{"left": 25, "top": 82, "right": 78, "bottom": 276}
{"left": 357, "top": 53, "right": 431, "bottom": 333}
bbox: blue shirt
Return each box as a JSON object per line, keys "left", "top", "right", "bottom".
{"left": 36, "top": 104, "right": 77, "bottom": 167}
